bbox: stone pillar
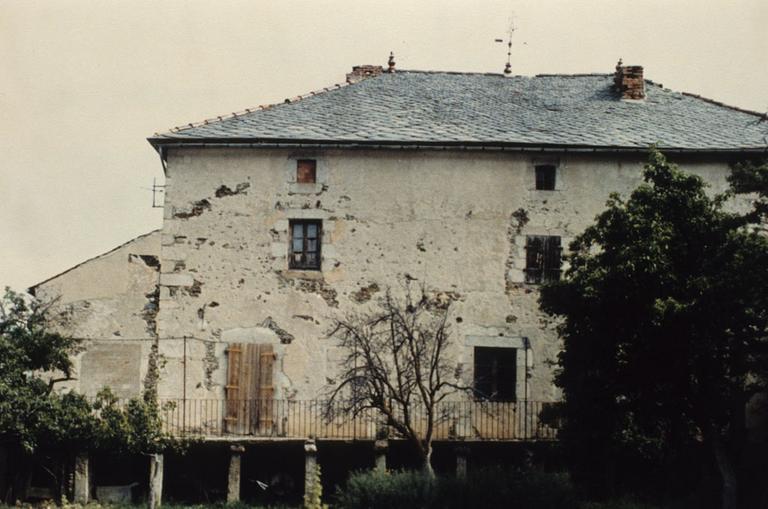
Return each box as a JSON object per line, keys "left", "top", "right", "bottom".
{"left": 148, "top": 453, "right": 164, "bottom": 509}
{"left": 455, "top": 445, "right": 469, "bottom": 480}
{"left": 73, "top": 452, "right": 90, "bottom": 504}
{"left": 227, "top": 445, "right": 245, "bottom": 502}
{"left": 373, "top": 439, "right": 388, "bottom": 472}
{"left": 0, "top": 446, "right": 8, "bottom": 503}
{"left": 304, "top": 439, "right": 318, "bottom": 500}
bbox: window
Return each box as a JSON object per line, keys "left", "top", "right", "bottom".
{"left": 289, "top": 220, "right": 322, "bottom": 270}
{"left": 535, "top": 164, "right": 556, "bottom": 190}
{"left": 525, "top": 235, "right": 562, "bottom": 284}
{"left": 296, "top": 159, "right": 317, "bottom": 184}
{"left": 473, "top": 347, "right": 517, "bottom": 401}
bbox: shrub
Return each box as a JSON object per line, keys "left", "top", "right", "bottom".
{"left": 335, "top": 470, "right": 435, "bottom": 509}
{"left": 581, "top": 497, "right": 660, "bottom": 509}
{"left": 335, "top": 467, "right": 578, "bottom": 509}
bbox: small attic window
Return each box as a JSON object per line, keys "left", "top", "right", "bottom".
{"left": 296, "top": 159, "right": 317, "bottom": 184}
{"left": 535, "top": 164, "right": 557, "bottom": 190}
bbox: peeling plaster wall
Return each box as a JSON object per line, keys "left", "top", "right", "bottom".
{"left": 155, "top": 148, "right": 745, "bottom": 403}
{"left": 33, "top": 231, "right": 161, "bottom": 397}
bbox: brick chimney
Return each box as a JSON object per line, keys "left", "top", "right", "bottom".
{"left": 346, "top": 65, "right": 384, "bottom": 84}
{"left": 613, "top": 59, "right": 645, "bottom": 100}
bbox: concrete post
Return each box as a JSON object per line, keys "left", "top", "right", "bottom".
{"left": 304, "top": 439, "right": 318, "bottom": 500}
{"left": 455, "top": 445, "right": 469, "bottom": 480}
{"left": 227, "top": 445, "right": 245, "bottom": 502}
{"left": 0, "top": 446, "right": 7, "bottom": 503}
{"left": 148, "top": 453, "right": 164, "bottom": 509}
{"left": 373, "top": 439, "right": 388, "bottom": 472}
{"left": 73, "top": 452, "right": 90, "bottom": 504}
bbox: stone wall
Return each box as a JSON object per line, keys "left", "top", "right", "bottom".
{"left": 153, "top": 148, "right": 743, "bottom": 403}
{"left": 32, "top": 230, "right": 160, "bottom": 397}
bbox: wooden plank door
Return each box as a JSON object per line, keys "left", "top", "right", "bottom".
{"left": 224, "top": 343, "right": 243, "bottom": 434}
{"left": 257, "top": 344, "right": 276, "bottom": 434}
{"left": 225, "top": 343, "right": 276, "bottom": 435}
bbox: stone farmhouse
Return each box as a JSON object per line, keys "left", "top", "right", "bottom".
{"left": 30, "top": 57, "right": 766, "bottom": 502}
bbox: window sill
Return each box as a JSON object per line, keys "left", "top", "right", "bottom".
{"left": 288, "top": 182, "right": 324, "bottom": 195}
{"left": 283, "top": 269, "right": 324, "bottom": 281}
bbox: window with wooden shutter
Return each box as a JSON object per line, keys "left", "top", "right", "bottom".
{"left": 296, "top": 159, "right": 317, "bottom": 184}
{"left": 525, "top": 235, "right": 562, "bottom": 284}
{"left": 224, "top": 343, "right": 276, "bottom": 435}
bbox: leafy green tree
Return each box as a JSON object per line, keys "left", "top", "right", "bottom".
{"left": 0, "top": 288, "right": 95, "bottom": 501}
{"left": 0, "top": 288, "right": 175, "bottom": 503}
{"left": 729, "top": 159, "right": 768, "bottom": 223}
{"left": 540, "top": 150, "right": 768, "bottom": 509}
{"left": 93, "top": 388, "right": 173, "bottom": 455}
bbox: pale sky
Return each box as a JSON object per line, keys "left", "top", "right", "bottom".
{"left": 1, "top": 0, "right": 766, "bottom": 292}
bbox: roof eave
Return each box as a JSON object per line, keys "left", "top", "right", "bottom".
{"left": 147, "top": 137, "right": 768, "bottom": 155}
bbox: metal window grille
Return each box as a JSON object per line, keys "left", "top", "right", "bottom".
{"left": 289, "top": 220, "right": 322, "bottom": 270}
{"left": 525, "top": 235, "right": 562, "bottom": 284}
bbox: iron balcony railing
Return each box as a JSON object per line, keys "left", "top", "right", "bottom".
{"left": 158, "top": 399, "right": 559, "bottom": 441}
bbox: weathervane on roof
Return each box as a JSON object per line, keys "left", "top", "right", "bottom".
{"left": 495, "top": 19, "right": 516, "bottom": 76}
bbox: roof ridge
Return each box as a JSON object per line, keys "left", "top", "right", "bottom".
{"left": 534, "top": 73, "right": 612, "bottom": 77}
{"left": 157, "top": 79, "right": 353, "bottom": 136}
{"left": 680, "top": 91, "right": 768, "bottom": 120}
{"left": 397, "top": 69, "right": 504, "bottom": 76}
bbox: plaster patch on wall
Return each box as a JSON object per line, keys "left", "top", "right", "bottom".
{"left": 136, "top": 254, "right": 161, "bottom": 269}
{"left": 511, "top": 208, "right": 530, "bottom": 234}
{"left": 174, "top": 199, "right": 212, "bottom": 219}
{"left": 143, "top": 341, "right": 164, "bottom": 396}
{"left": 275, "top": 271, "right": 339, "bottom": 308}
{"left": 221, "top": 326, "right": 279, "bottom": 344}
{"left": 202, "top": 340, "right": 219, "bottom": 390}
{"left": 141, "top": 288, "right": 159, "bottom": 337}
{"left": 260, "top": 317, "right": 295, "bottom": 344}
{"left": 505, "top": 209, "right": 530, "bottom": 291}
{"left": 426, "top": 290, "right": 463, "bottom": 310}
{"left": 215, "top": 182, "right": 250, "bottom": 198}
{"left": 81, "top": 343, "right": 143, "bottom": 398}
{"left": 350, "top": 282, "right": 380, "bottom": 303}
{"left": 185, "top": 280, "right": 203, "bottom": 298}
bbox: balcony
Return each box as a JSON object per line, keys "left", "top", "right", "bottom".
{"left": 158, "top": 399, "right": 559, "bottom": 441}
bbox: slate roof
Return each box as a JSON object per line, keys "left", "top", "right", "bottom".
{"left": 149, "top": 71, "right": 768, "bottom": 152}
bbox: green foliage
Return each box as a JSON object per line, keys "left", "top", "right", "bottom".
{"left": 539, "top": 149, "right": 768, "bottom": 498}
{"left": 92, "top": 389, "right": 178, "bottom": 455}
{"left": 303, "top": 464, "right": 327, "bottom": 509}
{"left": 0, "top": 288, "right": 91, "bottom": 453}
{"left": 0, "top": 288, "right": 175, "bottom": 457}
{"left": 335, "top": 468, "right": 578, "bottom": 509}
{"left": 0, "top": 504, "right": 298, "bottom": 509}
{"left": 728, "top": 159, "right": 768, "bottom": 222}
{"left": 581, "top": 498, "right": 660, "bottom": 509}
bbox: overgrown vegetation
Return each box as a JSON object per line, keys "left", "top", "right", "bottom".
{"left": 728, "top": 159, "right": 768, "bottom": 224}
{"left": 0, "top": 289, "right": 175, "bottom": 504}
{"left": 334, "top": 468, "right": 580, "bottom": 509}
{"left": 539, "top": 149, "right": 768, "bottom": 509}
{"left": 303, "top": 464, "right": 326, "bottom": 509}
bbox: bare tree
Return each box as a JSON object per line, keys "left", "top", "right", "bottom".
{"left": 325, "top": 284, "right": 466, "bottom": 476}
